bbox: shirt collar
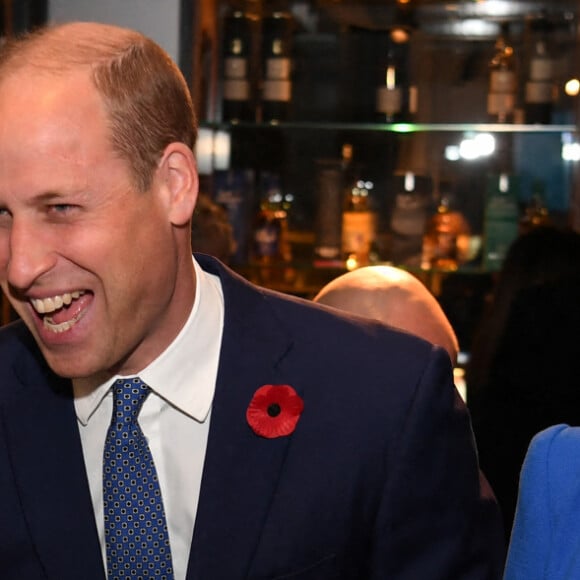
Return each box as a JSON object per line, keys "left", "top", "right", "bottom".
{"left": 73, "top": 256, "right": 224, "bottom": 425}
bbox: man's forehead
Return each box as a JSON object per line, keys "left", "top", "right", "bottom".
{"left": 0, "top": 72, "right": 112, "bottom": 176}
{"left": 0, "top": 69, "right": 102, "bottom": 131}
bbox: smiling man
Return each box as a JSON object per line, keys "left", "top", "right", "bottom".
{"left": 0, "top": 22, "right": 504, "bottom": 580}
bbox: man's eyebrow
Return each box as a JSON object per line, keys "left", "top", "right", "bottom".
{"left": 35, "top": 192, "right": 62, "bottom": 201}
{"left": 31, "top": 190, "right": 82, "bottom": 203}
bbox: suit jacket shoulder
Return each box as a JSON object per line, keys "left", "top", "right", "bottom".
{"left": 0, "top": 319, "right": 57, "bottom": 402}
{"left": 0, "top": 321, "right": 104, "bottom": 580}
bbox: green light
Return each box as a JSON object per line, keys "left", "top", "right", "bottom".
{"left": 391, "top": 123, "right": 416, "bottom": 133}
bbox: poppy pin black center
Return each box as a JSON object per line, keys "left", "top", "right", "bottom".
{"left": 267, "top": 403, "right": 281, "bottom": 417}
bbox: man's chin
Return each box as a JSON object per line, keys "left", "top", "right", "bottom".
{"left": 40, "top": 348, "right": 107, "bottom": 382}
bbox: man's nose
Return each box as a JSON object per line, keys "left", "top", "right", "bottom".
{"left": 5, "top": 220, "right": 56, "bottom": 291}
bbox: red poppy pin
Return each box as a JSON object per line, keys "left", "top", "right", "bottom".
{"left": 246, "top": 384, "right": 304, "bottom": 439}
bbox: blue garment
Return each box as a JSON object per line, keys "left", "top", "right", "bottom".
{"left": 505, "top": 424, "right": 580, "bottom": 579}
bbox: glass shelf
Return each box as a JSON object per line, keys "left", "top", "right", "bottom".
{"left": 200, "top": 121, "right": 578, "bottom": 134}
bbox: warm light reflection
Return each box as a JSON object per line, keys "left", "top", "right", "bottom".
{"left": 345, "top": 254, "right": 359, "bottom": 271}
{"left": 386, "top": 66, "right": 396, "bottom": 90}
{"left": 565, "top": 78, "right": 580, "bottom": 97}
{"left": 390, "top": 28, "right": 411, "bottom": 44}
{"left": 454, "top": 367, "right": 467, "bottom": 403}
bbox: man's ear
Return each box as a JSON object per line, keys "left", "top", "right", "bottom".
{"left": 156, "top": 142, "right": 198, "bottom": 226}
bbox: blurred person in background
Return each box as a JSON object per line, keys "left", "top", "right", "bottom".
{"left": 314, "top": 265, "right": 460, "bottom": 366}
{"left": 467, "top": 226, "right": 580, "bottom": 541}
{"left": 467, "top": 226, "right": 580, "bottom": 398}
{"left": 190, "top": 193, "right": 236, "bottom": 264}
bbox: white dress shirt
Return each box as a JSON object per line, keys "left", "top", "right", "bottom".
{"left": 73, "top": 257, "right": 224, "bottom": 580}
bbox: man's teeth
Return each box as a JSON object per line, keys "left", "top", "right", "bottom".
{"left": 43, "top": 312, "right": 83, "bottom": 333}
{"left": 31, "top": 291, "right": 85, "bottom": 314}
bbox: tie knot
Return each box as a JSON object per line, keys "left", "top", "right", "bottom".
{"left": 112, "top": 377, "right": 150, "bottom": 424}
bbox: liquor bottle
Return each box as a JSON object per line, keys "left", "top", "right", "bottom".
{"left": 376, "top": 42, "right": 416, "bottom": 123}
{"left": 376, "top": 45, "right": 403, "bottom": 122}
{"left": 519, "top": 179, "right": 551, "bottom": 234}
{"left": 421, "top": 190, "right": 471, "bottom": 271}
{"left": 251, "top": 172, "right": 292, "bottom": 281}
{"left": 524, "top": 17, "right": 555, "bottom": 124}
{"left": 260, "top": 9, "right": 294, "bottom": 123}
{"left": 389, "top": 171, "right": 430, "bottom": 266}
{"left": 313, "top": 158, "right": 343, "bottom": 262}
{"left": 483, "top": 173, "right": 520, "bottom": 271}
{"left": 487, "top": 23, "right": 518, "bottom": 123}
{"left": 340, "top": 145, "right": 376, "bottom": 267}
{"left": 221, "top": 7, "right": 256, "bottom": 123}
{"left": 212, "top": 168, "right": 255, "bottom": 265}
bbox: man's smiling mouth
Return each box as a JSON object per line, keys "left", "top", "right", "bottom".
{"left": 30, "top": 290, "right": 88, "bottom": 333}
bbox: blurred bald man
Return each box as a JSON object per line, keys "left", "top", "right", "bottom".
{"left": 314, "top": 265, "right": 459, "bottom": 365}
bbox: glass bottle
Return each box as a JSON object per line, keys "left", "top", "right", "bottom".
{"left": 519, "top": 179, "right": 551, "bottom": 234}
{"left": 389, "top": 171, "right": 429, "bottom": 267}
{"left": 524, "top": 17, "right": 555, "bottom": 124}
{"left": 251, "top": 172, "right": 292, "bottom": 282}
{"left": 376, "top": 45, "right": 404, "bottom": 123}
{"left": 483, "top": 173, "right": 520, "bottom": 271}
{"left": 221, "top": 6, "right": 256, "bottom": 123}
{"left": 422, "top": 190, "right": 471, "bottom": 271}
{"left": 341, "top": 145, "right": 377, "bottom": 268}
{"left": 314, "top": 158, "right": 343, "bottom": 262}
{"left": 260, "top": 8, "right": 294, "bottom": 123}
{"left": 376, "top": 27, "right": 417, "bottom": 124}
{"left": 487, "top": 23, "right": 518, "bottom": 123}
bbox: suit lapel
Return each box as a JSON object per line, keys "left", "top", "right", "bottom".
{"left": 3, "top": 345, "right": 105, "bottom": 580}
{"left": 187, "top": 257, "right": 299, "bottom": 580}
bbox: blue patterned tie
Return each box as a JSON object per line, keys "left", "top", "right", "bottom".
{"left": 103, "top": 377, "right": 174, "bottom": 579}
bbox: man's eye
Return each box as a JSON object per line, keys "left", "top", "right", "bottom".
{"left": 0, "top": 208, "right": 12, "bottom": 229}
{"left": 48, "top": 204, "right": 75, "bottom": 214}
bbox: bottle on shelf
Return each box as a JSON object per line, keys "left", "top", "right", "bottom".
{"left": 260, "top": 7, "right": 294, "bottom": 123}
{"left": 487, "top": 22, "right": 518, "bottom": 124}
{"left": 313, "top": 157, "right": 344, "bottom": 263}
{"left": 212, "top": 168, "right": 256, "bottom": 265}
{"left": 519, "top": 179, "right": 551, "bottom": 234}
{"left": 421, "top": 186, "right": 471, "bottom": 271}
{"left": 375, "top": 42, "right": 416, "bottom": 123}
{"left": 524, "top": 16, "right": 556, "bottom": 124}
{"left": 389, "top": 171, "right": 430, "bottom": 267}
{"left": 340, "top": 144, "right": 377, "bottom": 268}
{"left": 483, "top": 172, "right": 520, "bottom": 271}
{"left": 221, "top": 6, "right": 257, "bottom": 123}
{"left": 251, "top": 172, "right": 293, "bottom": 282}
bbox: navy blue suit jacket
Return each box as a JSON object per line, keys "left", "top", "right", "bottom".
{"left": 0, "top": 255, "right": 504, "bottom": 579}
